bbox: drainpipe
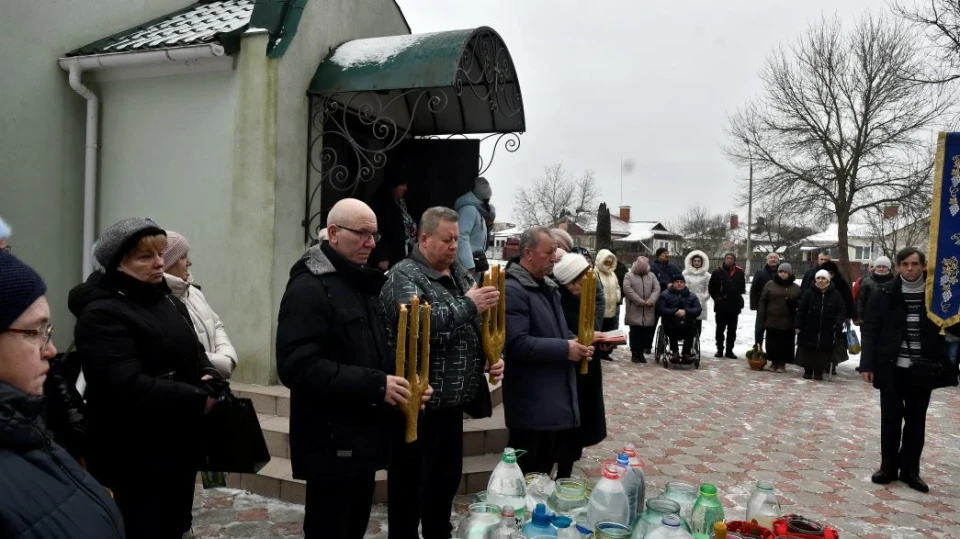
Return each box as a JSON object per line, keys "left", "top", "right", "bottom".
{"left": 67, "top": 64, "right": 99, "bottom": 279}
{"left": 58, "top": 44, "right": 226, "bottom": 279}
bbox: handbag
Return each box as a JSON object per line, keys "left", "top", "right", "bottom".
{"left": 845, "top": 321, "right": 861, "bottom": 354}
{"left": 909, "top": 356, "right": 960, "bottom": 391}
{"left": 201, "top": 389, "right": 271, "bottom": 473}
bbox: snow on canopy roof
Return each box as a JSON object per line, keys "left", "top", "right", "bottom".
{"left": 328, "top": 33, "right": 439, "bottom": 70}
{"left": 493, "top": 227, "right": 523, "bottom": 237}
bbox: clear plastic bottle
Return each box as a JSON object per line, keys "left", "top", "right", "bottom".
{"left": 490, "top": 505, "right": 523, "bottom": 539}
{"left": 585, "top": 461, "right": 631, "bottom": 530}
{"left": 616, "top": 453, "right": 642, "bottom": 524}
{"left": 689, "top": 484, "right": 725, "bottom": 539}
{"left": 745, "top": 481, "right": 781, "bottom": 530}
{"left": 621, "top": 444, "right": 647, "bottom": 512}
{"left": 522, "top": 503, "right": 559, "bottom": 537}
{"left": 645, "top": 514, "right": 694, "bottom": 539}
{"left": 487, "top": 448, "right": 528, "bottom": 521}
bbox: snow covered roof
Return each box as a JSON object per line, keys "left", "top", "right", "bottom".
{"left": 67, "top": 0, "right": 254, "bottom": 56}
{"left": 801, "top": 223, "right": 876, "bottom": 245}
{"left": 493, "top": 227, "right": 523, "bottom": 237}
{"left": 568, "top": 213, "right": 632, "bottom": 236}
{"left": 616, "top": 221, "right": 678, "bottom": 243}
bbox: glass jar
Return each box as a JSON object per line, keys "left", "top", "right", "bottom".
{"left": 631, "top": 498, "right": 691, "bottom": 538}
{"left": 745, "top": 481, "right": 781, "bottom": 530}
{"left": 548, "top": 478, "right": 589, "bottom": 517}
{"left": 456, "top": 503, "right": 501, "bottom": 539}
{"left": 595, "top": 522, "right": 632, "bottom": 538}
{"left": 659, "top": 481, "right": 699, "bottom": 522}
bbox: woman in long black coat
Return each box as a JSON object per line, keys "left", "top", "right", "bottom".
{"left": 552, "top": 253, "right": 607, "bottom": 478}
{"left": 795, "top": 269, "right": 846, "bottom": 381}
{"left": 69, "top": 218, "right": 224, "bottom": 539}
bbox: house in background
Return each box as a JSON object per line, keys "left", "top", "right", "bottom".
{"left": 554, "top": 208, "right": 631, "bottom": 251}
{"left": 611, "top": 207, "right": 682, "bottom": 257}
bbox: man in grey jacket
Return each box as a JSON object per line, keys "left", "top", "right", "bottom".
{"left": 503, "top": 227, "right": 593, "bottom": 475}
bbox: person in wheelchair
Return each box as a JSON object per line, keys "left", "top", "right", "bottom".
{"left": 656, "top": 275, "right": 702, "bottom": 361}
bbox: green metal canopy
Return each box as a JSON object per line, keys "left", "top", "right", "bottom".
{"left": 308, "top": 27, "right": 525, "bottom": 135}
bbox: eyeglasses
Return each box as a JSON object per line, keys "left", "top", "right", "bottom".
{"left": 335, "top": 225, "right": 381, "bottom": 243}
{"left": 4, "top": 323, "right": 55, "bottom": 350}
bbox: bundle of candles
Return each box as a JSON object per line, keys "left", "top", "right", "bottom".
{"left": 481, "top": 265, "right": 507, "bottom": 384}
{"left": 577, "top": 268, "right": 597, "bottom": 375}
{"left": 395, "top": 296, "right": 431, "bottom": 443}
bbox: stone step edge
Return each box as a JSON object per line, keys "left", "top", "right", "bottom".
{"left": 228, "top": 454, "right": 500, "bottom": 505}
{"left": 232, "top": 380, "right": 503, "bottom": 418}
{"left": 256, "top": 406, "right": 508, "bottom": 460}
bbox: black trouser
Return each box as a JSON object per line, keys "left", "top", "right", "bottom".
{"left": 630, "top": 326, "right": 656, "bottom": 356}
{"left": 715, "top": 313, "right": 739, "bottom": 352}
{"left": 305, "top": 472, "right": 376, "bottom": 539}
{"left": 507, "top": 428, "right": 579, "bottom": 476}
{"left": 110, "top": 468, "right": 196, "bottom": 539}
{"left": 666, "top": 325, "right": 695, "bottom": 356}
{"left": 879, "top": 368, "right": 932, "bottom": 477}
{"left": 754, "top": 315, "right": 765, "bottom": 347}
{"left": 388, "top": 406, "right": 463, "bottom": 539}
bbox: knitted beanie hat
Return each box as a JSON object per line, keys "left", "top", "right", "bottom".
{"left": 0, "top": 252, "right": 47, "bottom": 330}
{"left": 873, "top": 256, "right": 892, "bottom": 272}
{"left": 553, "top": 253, "right": 589, "bottom": 285}
{"left": 162, "top": 231, "right": 190, "bottom": 271}
{"left": 816, "top": 269, "right": 832, "bottom": 281}
{"left": 777, "top": 263, "right": 793, "bottom": 274}
{"left": 94, "top": 217, "right": 165, "bottom": 270}
{"left": 672, "top": 274, "right": 686, "bottom": 283}
{"left": 473, "top": 177, "right": 493, "bottom": 200}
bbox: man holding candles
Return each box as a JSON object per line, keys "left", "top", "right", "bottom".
{"left": 381, "top": 206, "right": 505, "bottom": 539}
{"left": 277, "top": 199, "right": 431, "bottom": 539}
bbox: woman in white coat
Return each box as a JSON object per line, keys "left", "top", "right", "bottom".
{"left": 683, "top": 250, "right": 711, "bottom": 338}
{"left": 162, "top": 231, "right": 238, "bottom": 378}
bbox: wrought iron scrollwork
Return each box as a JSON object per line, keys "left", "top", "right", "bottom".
{"left": 456, "top": 29, "right": 524, "bottom": 125}
{"left": 422, "top": 132, "right": 521, "bottom": 176}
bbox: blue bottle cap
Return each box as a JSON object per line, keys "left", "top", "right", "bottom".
{"left": 553, "top": 515, "right": 573, "bottom": 529}
{"left": 531, "top": 503, "right": 552, "bottom": 526}
{"left": 617, "top": 453, "right": 630, "bottom": 466}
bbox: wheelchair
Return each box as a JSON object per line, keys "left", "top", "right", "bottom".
{"left": 654, "top": 321, "right": 701, "bottom": 369}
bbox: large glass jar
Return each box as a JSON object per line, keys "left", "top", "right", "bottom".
{"left": 547, "top": 478, "right": 589, "bottom": 517}
{"left": 689, "top": 484, "right": 725, "bottom": 538}
{"left": 595, "top": 521, "right": 633, "bottom": 538}
{"left": 659, "top": 481, "right": 699, "bottom": 522}
{"left": 456, "top": 503, "right": 501, "bottom": 539}
{"left": 631, "top": 498, "right": 691, "bottom": 538}
{"left": 745, "top": 481, "right": 781, "bottom": 530}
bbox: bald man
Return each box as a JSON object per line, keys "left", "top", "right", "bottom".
{"left": 277, "top": 198, "right": 431, "bottom": 539}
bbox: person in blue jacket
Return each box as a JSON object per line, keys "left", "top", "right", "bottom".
{"left": 0, "top": 252, "right": 124, "bottom": 538}
{"left": 454, "top": 177, "right": 494, "bottom": 275}
{"left": 656, "top": 275, "right": 703, "bottom": 361}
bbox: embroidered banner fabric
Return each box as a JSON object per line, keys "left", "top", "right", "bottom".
{"left": 927, "top": 132, "right": 960, "bottom": 327}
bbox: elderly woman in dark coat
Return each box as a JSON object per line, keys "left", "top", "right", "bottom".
{"left": 68, "top": 218, "right": 225, "bottom": 538}
{"left": 795, "top": 269, "right": 846, "bottom": 381}
{"left": 552, "top": 252, "right": 607, "bottom": 479}
{"left": 758, "top": 263, "right": 801, "bottom": 373}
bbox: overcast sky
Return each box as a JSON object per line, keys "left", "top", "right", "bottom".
{"left": 396, "top": 0, "right": 885, "bottom": 226}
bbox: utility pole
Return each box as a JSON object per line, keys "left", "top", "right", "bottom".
{"left": 619, "top": 153, "right": 623, "bottom": 207}
{"left": 743, "top": 138, "right": 754, "bottom": 277}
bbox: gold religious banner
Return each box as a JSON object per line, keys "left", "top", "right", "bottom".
{"left": 395, "top": 296, "right": 431, "bottom": 443}
{"left": 577, "top": 268, "right": 597, "bottom": 375}
{"left": 481, "top": 265, "right": 507, "bottom": 384}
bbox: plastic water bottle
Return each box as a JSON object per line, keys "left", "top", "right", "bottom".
{"left": 521, "top": 503, "right": 558, "bottom": 537}
{"left": 616, "top": 453, "right": 641, "bottom": 523}
{"left": 489, "top": 505, "right": 523, "bottom": 539}
{"left": 645, "top": 514, "right": 694, "bottom": 539}
{"left": 621, "top": 443, "right": 647, "bottom": 511}
{"left": 487, "top": 448, "right": 527, "bottom": 521}
{"left": 585, "top": 461, "right": 631, "bottom": 530}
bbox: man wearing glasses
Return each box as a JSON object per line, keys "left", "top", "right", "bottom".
{"left": 0, "top": 252, "right": 124, "bottom": 536}
{"left": 277, "top": 198, "right": 431, "bottom": 538}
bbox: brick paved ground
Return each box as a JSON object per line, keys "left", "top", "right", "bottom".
{"left": 192, "top": 340, "right": 960, "bottom": 538}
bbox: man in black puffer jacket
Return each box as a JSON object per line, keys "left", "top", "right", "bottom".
{"left": 277, "top": 199, "right": 431, "bottom": 539}
{"left": 0, "top": 252, "right": 124, "bottom": 538}
{"left": 708, "top": 252, "right": 747, "bottom": 359}
{"left": 656, "top": 275, "right": 702, "bottom": 360}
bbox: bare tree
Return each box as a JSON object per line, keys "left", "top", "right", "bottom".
{"left": 865, "top": 185, "right": 932, "bottom": 259}
{"left": 513, "top": 164, "right": 601, "bottom": 228}
{"left": 725, "top": 14, "right": 951, "bottom": 278}
{"left": 752, "top": 194, "right": 821, "bottom": 259}
{"left": 670, "top": 205, "right": 730, "bottom": 260}
{"left": 893, "top": 0, "right": 960, "bottom": 83}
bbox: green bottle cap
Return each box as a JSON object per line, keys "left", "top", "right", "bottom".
{"left": 700, "top": 483, "right": 718, "bottom": 496}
